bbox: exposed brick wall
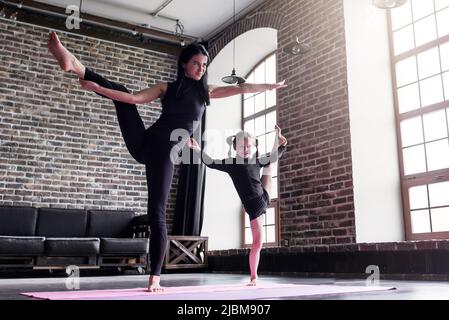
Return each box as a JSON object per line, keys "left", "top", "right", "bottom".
{"left": 208, "top": 0, "right": 355, "bottom": 246}
{"left": 0, "top": 19, "right": 180, "bottom": 231}
{"left": 207, "top": 240, "right": 449, "bottom": 280}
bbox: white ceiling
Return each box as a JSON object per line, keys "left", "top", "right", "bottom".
{"left": 34, "top": 0, "right": 266, "bottom": 41}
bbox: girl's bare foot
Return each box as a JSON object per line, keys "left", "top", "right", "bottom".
{"left": 47, "top": 31, "right": 85, "bottom": 77}
{"left": 247, "top": 278, "right": 257, "bottom": 286}
{"left": 147, "top": 275, "right": 164, "bottom": 293}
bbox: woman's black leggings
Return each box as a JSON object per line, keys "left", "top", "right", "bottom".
{"left": 83, "top": 68, "right": 172, "bottom": 276}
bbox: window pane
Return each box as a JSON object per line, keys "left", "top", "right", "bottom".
{"left": 272, "top": 176, "right": 278, "bottom": 199}
{"left": 412, "top": 0, "right": 435, "bottom": 21}
{"left": 436, "top": 7, "right": 449, "bottom": 37}
{"left": 265, "top": 54, "right": 276, "bottom": 83}
{"left": 417, "top": 48, "right": 441, "bottom": 79}
{"left": 426, "top": 139, "right": 449, "bottom": 171}
{"left": 258, "top": 134, "right": 267, "bottom": 155}
{"left": 443, "top": 71, "right": 449, "bottom": 100}
{"left": 266, "top": 207, "right": 275, "bottom": 225}
{"left": 244, "top": 96, "right": 254, "bottom": 117}
{"left": 244, "top": 119, "right": 255, "bottom": 136}
{"left": 400, "top": 116, "right": 423, "bottom": 147}
{"left": 255, "top": 92, "right": 265, "bottom": 114}
{"left": 398, "top": 83, "right": 421, "bottom": 113}
{"left": 266, "top": 90, "right": 276, "bottom": 108}
{"left": 440, "top": 42, "right": 449, "bottom": 72}
{"left": 394, "top": 25, "right": 415, "bottom": 55}
{"left": 266, "top": 111, "right": 276, "bottom": 133}
{"left": 409, "top": 185, "right": 429, "bottom": 209}
{"left": 254, "top": 64, "right": 265, "bottom": 83}
{"left": 266, "top": 131, "right": 276, "bottom": 152}
{"left": 266, "top": 225, "right": 276, "bottom": 243}
{"left": 423, "top": 110, "right": 448, "bottom": 141}
{"left": 429, "top": 181, "right": 449, "bottom": 207}
{"left": 411, "top": 209, "right": 431, "bottom": 233}
{"left": 420, "top": 75, "right": 444, "bottom": 107}
{"left": 244, "top": 227, "right": 252, "bottom": 245}
{"left": 255, "top": 115, "right": 265, "bottom": 136}
{"left": 431, "top": 207, "right": 449, "bottom": 232}
{"left": 244, "top": 72, "right": 255, "bottom": 99}
{"left": 396, "top": 56, "right": 418, "bottom": 87}
{"left": 391, "top": 0, "right": 413, "bottom": 30}
{"left": 262, "top": 226, "right": 268, "bottom": 243}
{"left": 244, "top": 214, "right": 250, "bottom": 228}
{"left": 435, "top": 0, "right": 449, "bottom": 10}
{"left": 414, "top": 15, "right": 437, "bottom": 47}
{"left": 403, "top": 145, "right": 427, "bottom": 175}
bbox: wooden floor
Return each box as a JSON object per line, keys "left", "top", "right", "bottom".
{"left": 0, "top": 271, "right": 448, "bottom": 300}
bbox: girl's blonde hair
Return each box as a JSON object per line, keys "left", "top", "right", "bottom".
{"left": 227, "top": 131, "right": 259, "bottom": 158}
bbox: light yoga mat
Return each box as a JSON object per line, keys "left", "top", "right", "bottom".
{"left": 21, "top": 283, "right": 396, "bottom": 300}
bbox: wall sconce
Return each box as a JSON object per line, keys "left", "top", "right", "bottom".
{"left": 282, "top": 36, "right": 310, "bottom": 55}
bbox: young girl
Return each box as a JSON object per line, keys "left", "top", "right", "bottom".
{"left": 47, "top": 32, "right": 287, "bottom": 292}
{"left": 188, "top": 125, "right": 287, "bottom": 285}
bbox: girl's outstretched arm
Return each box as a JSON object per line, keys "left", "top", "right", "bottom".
{"left": 188, "top": 138, "right": 228, "bottom": 171}
{"left": 79, "top": 80, "right": 167, "bottom": 105}
{"left": 209, "top": 81, "right": 287, "bottom": 99}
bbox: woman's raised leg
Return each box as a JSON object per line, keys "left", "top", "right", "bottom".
{"left": 48, "top": 31, "right": 146, "bottom": 164}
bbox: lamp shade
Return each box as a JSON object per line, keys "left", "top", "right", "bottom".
{"left": 222, "top": 68, "right": 246, "bottom": 84}
{"left": 372, "top": 0, "right": 408, "bottom": 9}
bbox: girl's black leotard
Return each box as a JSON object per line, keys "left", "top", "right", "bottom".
{"left": 200, "top": 145, "right": 286, "bottom": 220}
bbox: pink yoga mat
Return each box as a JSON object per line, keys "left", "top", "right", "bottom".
{"left": 21, "top": 283, "right": 396, "bottom": 300}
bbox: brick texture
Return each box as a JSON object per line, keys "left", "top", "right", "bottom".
{"left": 0, "top": 20, "right": 179, "bottom": 231}
{"left": 209, "top": 0, "right": 355, "bottom": 246}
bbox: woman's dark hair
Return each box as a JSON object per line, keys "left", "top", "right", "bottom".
{"left": 176, "top": 43, "right": 210, "bottom": 106}
{"left": 227, "top": 131, "right": 259, "bottom": 158}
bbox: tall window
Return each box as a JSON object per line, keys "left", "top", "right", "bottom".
{"left": 242, "top": 53, "right": 279, "bottom": 247}
{"left": 389, "top": 0, "right": 449, "bottom": 240}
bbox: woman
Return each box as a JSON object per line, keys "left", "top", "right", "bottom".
{"left": 47, "top": 31, "right": 286, "bottom": 292}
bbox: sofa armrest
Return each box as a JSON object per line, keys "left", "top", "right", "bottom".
{"left": 131, "top": 215, "right": 149, "bottom": 238}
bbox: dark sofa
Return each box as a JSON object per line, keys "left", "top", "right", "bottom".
{"left": 0, "top": 206, "right": 149, "bottom": 273}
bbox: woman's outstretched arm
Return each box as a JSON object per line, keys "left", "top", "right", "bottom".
{"left": 209, "top": 81, "right": 287, "bottom": 99}
{"left": 79, "top": 80, "right": 167, "bottom": 105}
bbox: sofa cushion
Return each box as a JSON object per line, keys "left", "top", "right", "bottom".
{"left": 100, "top": 238, "right": 149, "bottom": 255}
{"left": 44, "top": 238, "right": 100, "bottom": 256}
{"left": 0, "top": 206, "right": 39, "bottom": 236}
{"left": 87, "top": 210, "right": 135, "bottom": 238}
{"left": 37, "top": 208, "right": 87, "bottom": 237}
{"left": 0, "top": 236, "right": 45, "bottom": 255}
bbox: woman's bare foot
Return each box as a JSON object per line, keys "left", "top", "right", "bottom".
{"left": 47, "top": 31, "right": 85, "bottom": 77}
{"left": 147, "top": 275, "right": 164, "bottom": 293}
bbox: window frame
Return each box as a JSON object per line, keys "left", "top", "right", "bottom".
{"left": 241, "top": 51, "right": 281, "bottom": 248}
{"left": 388, "top": 1, "right": 449, "bottom": 240}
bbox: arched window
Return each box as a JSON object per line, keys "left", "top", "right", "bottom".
{"left": 241, "top": 52, "right": 279, "bottom": 247}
